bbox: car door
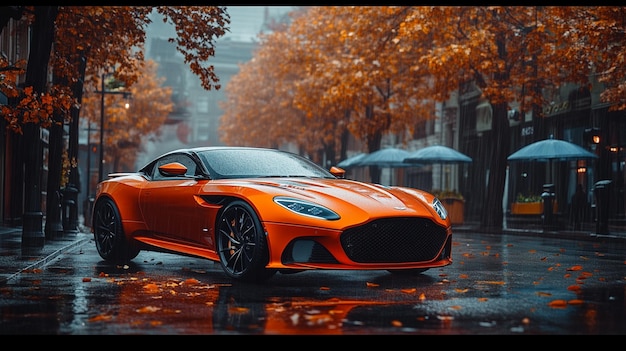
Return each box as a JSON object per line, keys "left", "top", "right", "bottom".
{"left": 139, "top": 153, "right": 207, "bottom": 245}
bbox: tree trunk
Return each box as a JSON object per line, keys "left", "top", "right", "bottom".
{"left": 22, "top": 6, "right": 58, "bottom": 247}
{"left": 479, "top": 33, "right": 510, "bottom": 232}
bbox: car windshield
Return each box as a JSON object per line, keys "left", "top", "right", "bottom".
{"left": 197, "top": 148, "right": 335, "bottom": 179}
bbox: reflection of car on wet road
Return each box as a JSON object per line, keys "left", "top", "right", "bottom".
{"left": 92, "top": 146, "right": 452, "bottom": 282}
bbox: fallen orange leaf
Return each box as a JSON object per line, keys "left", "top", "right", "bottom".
{"left": 476, "top": 280, "right": 505, "bottom": 285}
{"left": 548, "top": 299, "right": 568, "bottom": 308}
{"left": 183, "top": 278, "right": 200, "bottom": 285}
{"left": 567, "top": 265, "right": 583, "bottom": 271}
{"left": 391, "top": 320, "right": 403, "bottom": 327}
{"left": 567, "top": 285, "right": 581, "bottom": 292}
{"left": 136, "top": 306, "right": 161, "bottom": 313}
{"left": 401, "top": 288, "right": 416, "bottom": 294}
{"left": 82, "top": 277, "right": 92, "bottom": 282}
{"left": 568, "top": 299, "right": 584, "bottom": 305}
{"left": 228, "top": 306, "right": 250, "bottom": 314}
{"left": 143, "top": 283, "right": 160, "bottom": 293}
{"left": 536, "top": 291, "right": 552, "bottom": 297}
{"left": 88, "top": 314, "right": 112, "bottom": 322}
{"left": 366, "top": 282, "right": 379, "bottom": 287}
{"left": 459, "top": 274, "right": 469, "bottom": 279}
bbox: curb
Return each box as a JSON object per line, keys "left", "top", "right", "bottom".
{"left": 1, "top": 237, "right": 92, "bottom": 285}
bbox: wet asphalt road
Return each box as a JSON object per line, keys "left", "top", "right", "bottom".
{"left": 1, "top": 231, "right": 625, "bottom": 335}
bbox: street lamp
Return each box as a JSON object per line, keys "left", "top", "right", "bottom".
{"left": 96, "top": 72, "right": 131, "bottom": 183}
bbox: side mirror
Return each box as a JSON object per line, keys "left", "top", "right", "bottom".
{"left": 158, "top": 162, "right": 187, "bottom": 177}
{"left": 329, "top": 166, "right": 346, "bottom": 179}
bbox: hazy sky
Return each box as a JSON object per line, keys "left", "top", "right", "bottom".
{"left": 223, "top": 6, "right": 294, "bottom": 42}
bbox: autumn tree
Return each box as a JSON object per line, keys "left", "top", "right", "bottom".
{"left": 395, "top": 6, "right": 626, "bottom": 230}
{"left": 219, "top": 13, "right": 320, "bottom": 160}
{"left": 220, "top": 6, "right": 626, "bottom": 232}
{"left": 221, "top": 6, "right": 435, "bottom": 179}
{"left": 0, "top": 6, "right": 229, "bottom": 244}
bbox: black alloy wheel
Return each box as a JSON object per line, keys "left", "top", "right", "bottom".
{"left": 216, "top": 200, "right": 276, "bottom": 282}
{"left": 93, "top": 197, "right": 139, "bottom": 264}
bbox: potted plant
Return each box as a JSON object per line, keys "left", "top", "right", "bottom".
{"left": 511, "top": 193, "right": 543, "bottom": 215}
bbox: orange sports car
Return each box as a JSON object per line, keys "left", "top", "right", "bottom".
{"left": 92, "top": 146, "right": 452, "bottom": 283}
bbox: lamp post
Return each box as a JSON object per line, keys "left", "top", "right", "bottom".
{"left": 96, "top": 72, "right": 131, "bottom": 183}
{"left": 99, "top": 73, "right": 105, "bottom": 182}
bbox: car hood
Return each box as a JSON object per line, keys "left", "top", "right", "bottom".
{"left": 212, "top": 177, "right": 442, "bottom": 225}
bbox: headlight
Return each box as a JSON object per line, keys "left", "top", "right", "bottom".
{"left": 432, "top": 198, "right": 448, "bottom": 220}
{"left": 274, "top": 197, "right": 340, "bottom": 220}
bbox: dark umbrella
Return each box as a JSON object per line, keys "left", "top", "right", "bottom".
{"left": 403, "top": 145, "right": 472, "bottom": 164}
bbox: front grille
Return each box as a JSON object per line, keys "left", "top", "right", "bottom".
{"left": 340, "top": 217, "right": 448, "bottom": 263}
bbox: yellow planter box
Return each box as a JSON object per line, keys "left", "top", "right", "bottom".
{"left": 442, "top": 198, "right": 464, "bottom": 225}
{"left": 511, "top": 202, "right": 558, "bottom": 215}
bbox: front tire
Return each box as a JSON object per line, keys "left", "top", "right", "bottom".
{"left": 216, "top": 200, "right": 276, "bottom": 283}
{"left": 93, "top": 197, "right": 140, "bottom": 264}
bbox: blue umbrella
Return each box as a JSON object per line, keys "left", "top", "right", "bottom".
{"left": 357, "top": 147, "right": 415, "bottom": 168}
{"left": 337, "top": 153, "right": 367, "bottom": 169}
{"left": 403, "top": 145, "right": 472, "bottom": 164}
{"left": 507, "top": 137, "right": 598, "bottom": 162}
{"left": 403, "top": 145, "right": 471, "bottom": 191}
{"left": 507, "top": 136, "right": 598, "bottom": 184}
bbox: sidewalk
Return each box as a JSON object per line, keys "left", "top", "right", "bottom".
{"left": 1, "top": 219, "right": 625, "bottom": 286}
{"left": 453, "top": 220, "right": 626, "bottom": 243}
{"left": 0, "top": 226, "right": 92, "bottom": 285}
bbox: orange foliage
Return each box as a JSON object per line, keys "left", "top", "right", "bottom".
{"left": 1, "top": 6, "right": 228, "bottom": 135}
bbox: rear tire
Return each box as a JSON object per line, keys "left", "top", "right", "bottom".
{"left": 93, "top": 197, "right": 140, "bottom": 264}
{"left": 216, "top": 200, "right": 276, "bottom": 283}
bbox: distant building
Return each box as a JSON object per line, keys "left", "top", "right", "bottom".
{"left": 136, "top": 6, "right": 295, "bottom": 167}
